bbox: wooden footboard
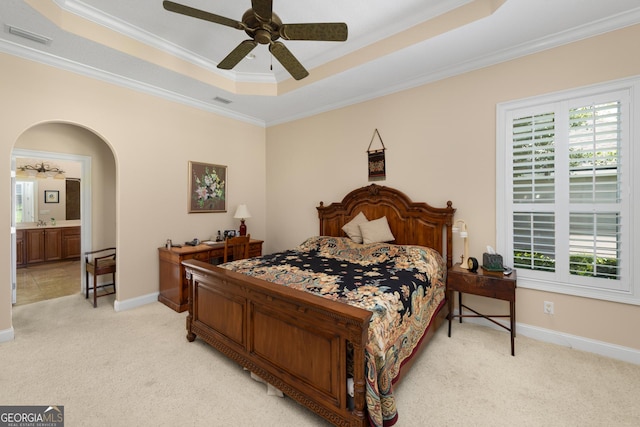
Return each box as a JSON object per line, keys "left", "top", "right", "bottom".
{"left": 183, "top": 259, "right": 373, "bottom": 427}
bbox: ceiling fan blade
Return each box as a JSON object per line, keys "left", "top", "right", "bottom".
{"left": 280, "top": 23, "right": 348, "bottom": 41}
{"left": 163, "top": 1, "right": 243, "bottom": 30}
{"left": 217, "top": 40, "right": 258, "bottom": 70}
{"left": 269, "top": 42, "right": 309, "bottom": 80}
{"left": 251, "top": 0, "right": 273, "bottom": 22}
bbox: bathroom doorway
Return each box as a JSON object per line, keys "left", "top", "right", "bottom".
{"left": 10, "top": 122, "right": 117, "bottom": 311}
{"left": 11, "top": 149, "right": 92, "bottom": 305}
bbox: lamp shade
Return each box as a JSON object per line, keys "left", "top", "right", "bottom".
{"left": 234, "top": 204, "right": 251, "bottom": 219}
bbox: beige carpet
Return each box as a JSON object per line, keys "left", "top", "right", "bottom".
{"left": 3, "top": 294, "right": 640, "bottom": 426}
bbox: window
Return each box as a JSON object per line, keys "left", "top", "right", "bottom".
{"left": 497, "top": 78, "right": 638, "bottom": 304}
{"left": 15, "top": 179, "right": 37, "bottom": 223}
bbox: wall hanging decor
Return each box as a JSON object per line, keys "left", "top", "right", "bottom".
{"left": 367, "top": 128, "right": 386, "bottom": 181}
{"left": 188, "top": 161, "right": 227, "bottom": 213}
{"left": 44, "top": 190, "right": 59, "bottom": 203}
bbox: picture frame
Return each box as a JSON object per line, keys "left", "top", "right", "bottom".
{"left": 44, "top": 190, "right": 59, "bottom": 204}
{"left": 188, "top": 161, "right": 227, "bottom": 213}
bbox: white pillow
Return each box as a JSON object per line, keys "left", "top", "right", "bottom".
{"left": 341, "top": 212, "right": 368, "bottom": 243}
{"left": 359, "top": 216, "right": 395, "bottom": 244}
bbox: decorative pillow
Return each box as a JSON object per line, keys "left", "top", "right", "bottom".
{"left": 359, "top": 216, "right": 395, "bottom": 244}
{"left": 341, "top": 212, "right": 369, "bottom": 243}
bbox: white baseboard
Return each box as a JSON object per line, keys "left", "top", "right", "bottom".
{"left": 0, "top": 327, "right": 15, "bottom": 343}
{"left": 454, "top": 309, "right": 640, "bottom": 365}
{"left": 113, "top": 292, "right": 159, "bottom": 312}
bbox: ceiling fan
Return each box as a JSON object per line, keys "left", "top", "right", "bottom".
{"left": 163, "top": 0, "right": 348, "bottom": 80}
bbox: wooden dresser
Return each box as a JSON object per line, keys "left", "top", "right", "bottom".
{"left": 158, "top": 239, "right": 263, "bottom": 312}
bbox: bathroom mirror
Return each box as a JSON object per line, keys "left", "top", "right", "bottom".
{"left": 15, "top": 176, "right": 80, "bottom": 223}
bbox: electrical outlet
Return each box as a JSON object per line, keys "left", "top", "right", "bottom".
{"left": 543, "top": 301, "right": 554, "bottom": 315}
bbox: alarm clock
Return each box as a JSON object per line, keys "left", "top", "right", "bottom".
{"left": 467, "top": 256, "right": 479, "bottom": 272}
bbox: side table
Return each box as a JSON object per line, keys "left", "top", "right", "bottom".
{"left": 447, "top": 263, "right": 517, "bottom": 355}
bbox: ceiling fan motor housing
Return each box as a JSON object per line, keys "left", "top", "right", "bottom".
{"left": 243, "top": 9, "right": 281, "bottom": 43}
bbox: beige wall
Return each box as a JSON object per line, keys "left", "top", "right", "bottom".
{"left": 266, "top": 24, "right": 640, "bottom": 351}
{"left": 16, "top": 125, "right": 116, "bottom": 243}
{"left": 1, "top": 53, "right": 266, "bottom": 333}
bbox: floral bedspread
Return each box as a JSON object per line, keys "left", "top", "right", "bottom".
{"left": 220, "top": 236, "right": 447, "bottom": 427}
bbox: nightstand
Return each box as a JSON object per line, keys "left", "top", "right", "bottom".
{"left": 447, "top": 263, "right": 517, "bottom": 355}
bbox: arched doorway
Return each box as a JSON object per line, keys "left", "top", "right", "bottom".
{"left": 11, "top": 122, "right": 116, "bottom": 307}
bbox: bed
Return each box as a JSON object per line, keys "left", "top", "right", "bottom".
{"left": 182, "top": 184, "right": 455, "bottom": 426}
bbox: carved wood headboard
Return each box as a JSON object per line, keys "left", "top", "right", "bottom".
{"left": 317, "top": 184, "right": 456, "bottom": 268}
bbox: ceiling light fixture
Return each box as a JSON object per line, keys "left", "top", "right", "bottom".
{"left": 17, "top": 162, "right": 66, "bottom": 179}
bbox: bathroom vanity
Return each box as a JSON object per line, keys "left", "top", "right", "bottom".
{"left": 16, "top": 221, "right": 81, "bottom": 267}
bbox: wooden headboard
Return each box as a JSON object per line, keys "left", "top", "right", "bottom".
{"left": 317, "top": 184, "right": 456, "bottom": 268}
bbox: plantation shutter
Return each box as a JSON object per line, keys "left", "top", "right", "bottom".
{"left": 567, "top": 101, "right": 623, "bottom": 280}
{"left": 511, "top": 112, "right": 556, "bottom": 272}
{"left": 507, "top": 91, "right": 629, "bottom": 292}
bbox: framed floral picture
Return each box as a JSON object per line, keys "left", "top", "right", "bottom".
{"left": 44, "top": 190, "right": 59, "bottom": 203}
{"left": 188, "top": 161, "right": 226, "bottom": 213}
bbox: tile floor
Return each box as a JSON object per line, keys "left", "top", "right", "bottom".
{"left": 15, "top": 260, "right": 81, "bottom": 306}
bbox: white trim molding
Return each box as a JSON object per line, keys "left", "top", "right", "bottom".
{"left": 455, "top": 310, "right": 640, "bottom": 365}
{"left": 518, "top": 323, "right": 640, "bottom": 366}
{"left": 0, "top": 327, "right": 15, "bottom": 343}
{"left": 113, "top": 292, "right": 160, "bottom": 312}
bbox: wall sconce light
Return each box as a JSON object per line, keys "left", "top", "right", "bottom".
{"left": 452, "top": 220, "right": 469, "bottom": 269}
{"left": 17, "top": 162, "right": 66, "bottom": 179}
{"left": 233, "top": 204, "right": 251, "bottom": 236}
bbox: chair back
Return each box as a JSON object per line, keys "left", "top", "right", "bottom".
{"left": 85, "top": 247, "right": 117, "bottom": 273}
{"left": 223, "top": 235, "right": 250, "bottom": 263}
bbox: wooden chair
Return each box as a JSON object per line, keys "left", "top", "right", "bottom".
{"left": 223, "top": 234, "right": 251, "bottom": 263}
{"left": 85, "top": 247, "right": 116, "bottom": 307}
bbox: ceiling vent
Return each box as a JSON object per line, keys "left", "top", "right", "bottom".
{"left": 213, "top": 96, "right": 232, "bottom": 105}
{"left": 6, "top": 25, "right": 52, "bottom": 45}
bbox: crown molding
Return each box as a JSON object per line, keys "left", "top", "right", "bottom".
{"left": 59, "top": 0, "right": 474, "bottom": 84}
{"left": 3, "top": 3, "right": 640, "bottom": 128}
{"left": 266, "top": 8, "right": 640, "bottom": 126}
{"left": 0, "top": 38, "right": 266, "bottom": 127}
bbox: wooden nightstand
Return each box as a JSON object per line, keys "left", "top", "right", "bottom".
{"left": 447, "top": 263, "right": 517, "bottom": 355}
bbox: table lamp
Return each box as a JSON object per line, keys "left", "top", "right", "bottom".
{"left": 452, "top": 220, "right": 469, "bottom": 269}
{"left": 234, "top": 204, "right": 251, "bottom": 236}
